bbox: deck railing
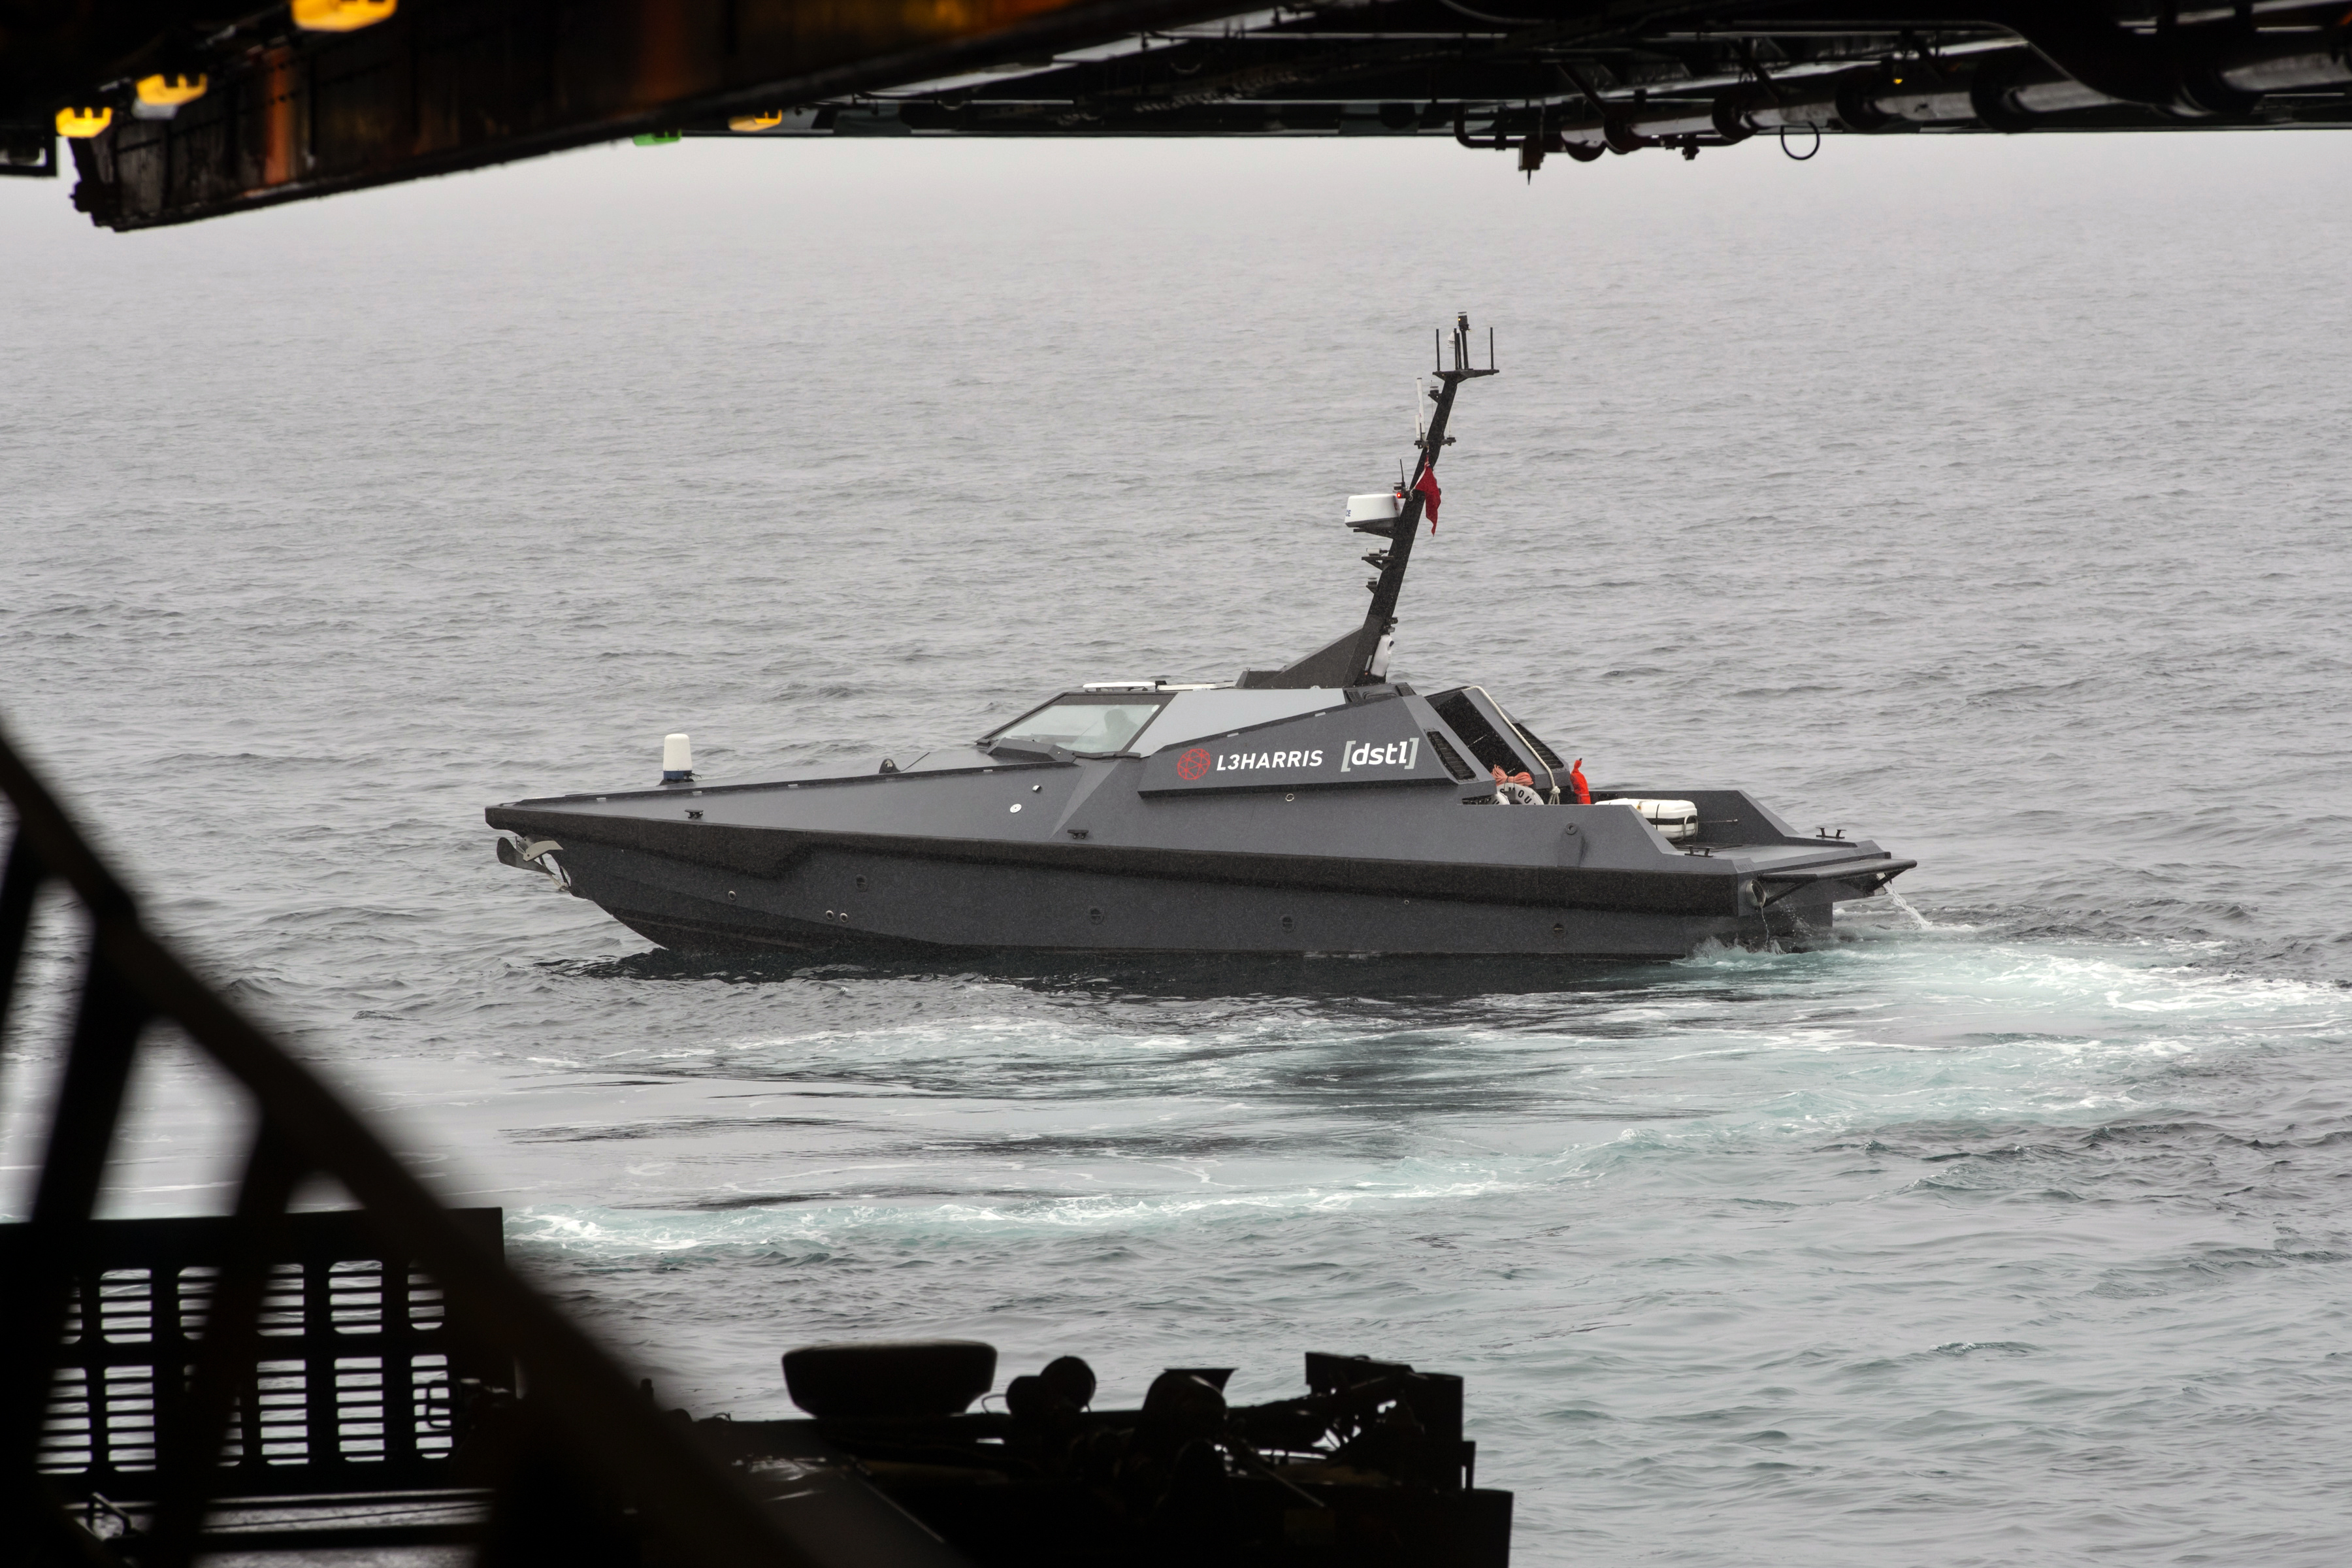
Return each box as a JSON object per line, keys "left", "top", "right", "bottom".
{"left": 0, "top": 718, "right": 825, "bottom": 1567}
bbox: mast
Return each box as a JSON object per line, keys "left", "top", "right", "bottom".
{"left": 1235, "top": 316, "right": 1498, "bottom": 691}
{"left": 1340, "top": 313, "right": 1499, "bottom": 685}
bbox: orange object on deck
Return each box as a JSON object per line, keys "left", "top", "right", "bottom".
{"left": 1569, "top": 759, "right": 1591, "bottom": 805}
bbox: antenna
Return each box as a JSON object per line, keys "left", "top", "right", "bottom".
{"left": 1340, "top": 314, "right": 1499, "bottom": 685}
{"left": 1266, "top": 316, "right": 1499, "bottom": 692}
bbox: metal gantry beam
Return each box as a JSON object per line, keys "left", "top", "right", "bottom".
{"left": 734, "top": 0, "right": 2352, "bottom": 153}
{"left": 9, "top": 1, "right": 2352, "bottom": 227}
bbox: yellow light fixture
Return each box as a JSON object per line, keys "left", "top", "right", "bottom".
{"left": 56, "top": 106, "right": 112, "bottom": 138}
{"left": 291, "top": 0, "right": 398, "bottom": 32}
{"left": 136, "top": 73, "right": 208, "bottom": 108}
{"left": 729, "top": 112, "right": 785, "bottom": 132}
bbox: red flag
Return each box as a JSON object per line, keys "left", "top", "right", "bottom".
{"left": 1413, "top": 466, "right": 1443, "bottom": 533}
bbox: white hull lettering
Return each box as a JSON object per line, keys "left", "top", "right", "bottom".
{"left": 1339, "top": 738, "right": 1422, "bottom": 772}
{"left": 1213, "top": 747, "right": 1328, "bottom": 775}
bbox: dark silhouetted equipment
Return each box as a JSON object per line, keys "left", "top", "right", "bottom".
{"left": 712, "top": 1344, "right": 1515, "bottom": 1567}
{"left": 784, "top": 1340, "right": 1000, "bottom": 1420}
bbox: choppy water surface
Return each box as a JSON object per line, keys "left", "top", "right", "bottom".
{"left": 5, "top": 135, "right": 2352, "bottom": 1563}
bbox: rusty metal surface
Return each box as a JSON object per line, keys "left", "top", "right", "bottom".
{"left": 710, "top": 0, "right": 2352, "bottom": 150}
{"left": 18, "top": 3, "right": 2352, "bottom": 229}
{"left": 33, "top": 0, "right": 1234, "bottom": 227}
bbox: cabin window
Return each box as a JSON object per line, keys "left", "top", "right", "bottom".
{"left": 989, "top": 698, "right": 1164, "bottom": 756}
{"left": 1428, "top": 690, "right": 1528, "bottom": 778}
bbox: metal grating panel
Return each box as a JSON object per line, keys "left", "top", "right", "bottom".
{"left": 3, "top": 1208, "right": 504, "bottom": 1503}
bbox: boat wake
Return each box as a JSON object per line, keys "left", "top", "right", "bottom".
{"left": 1882, "top": 886, "right": 1935, "bottom": 930}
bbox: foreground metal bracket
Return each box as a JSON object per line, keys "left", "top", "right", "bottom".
{"left": 0, "top": 713, "right": 949, "bottom": 1567}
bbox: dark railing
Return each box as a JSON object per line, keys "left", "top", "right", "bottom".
{"left": 0, "top": 717, "right": 830, "bottom": 1567}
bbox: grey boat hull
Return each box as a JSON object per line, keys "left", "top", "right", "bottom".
{"left": 549, "top": 835, "right": 1830, "bottom": 959}
{"left": 489, "top": 693, "right": 1908, "bottom": 960}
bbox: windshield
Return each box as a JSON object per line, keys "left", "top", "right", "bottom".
{"left": 989, "top": 698, "right": 1164, "bottom": 755}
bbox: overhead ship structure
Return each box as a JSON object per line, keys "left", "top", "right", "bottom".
{"left": 10, "top": 2, "right": 2352, "bottom": 225}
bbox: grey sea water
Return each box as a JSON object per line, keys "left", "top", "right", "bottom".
{"left": 5, "top": 133, "right": 2352, "bottom": 1563}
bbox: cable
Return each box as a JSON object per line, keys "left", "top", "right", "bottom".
{"left": 1437, "top": 0, "right": 1557, "bottom": 27}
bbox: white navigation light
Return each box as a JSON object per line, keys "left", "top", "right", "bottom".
{"left": 662, "top": 732, "right": 693, "bottom": 783}
{"left": 1345, "top": 493, "right": 1400, "bottom": 525}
